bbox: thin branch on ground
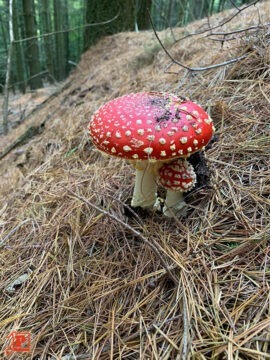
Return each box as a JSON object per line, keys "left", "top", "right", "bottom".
{"left": 148, "top": 10, "right": 247, "bottom": 72}
{"left": 0, "top": 219, "right": 33, "bottom": 248}
{"left": 64, "top": 186, "right": 178, "bottom": 285}
{"left": 208, "top": 22, "right": 270, "bottom": 38}
{"left": 229, "top": 0, "right": 241, "bottom": 11}
{"left": 175, "top": 0, "right": 261, "bottom": 42}
{"left": 180, "top": 274, "right": 190, "bottom": 360}
{"left": 88, "top": 188, "right": 145, "bottom": 227}
{"left": 148, "top": 1, "right": 265, "bottom": 73}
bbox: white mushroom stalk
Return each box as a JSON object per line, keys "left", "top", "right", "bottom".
{"left": 131, "top": 161, "right": 157, "bottom": 208}
{"left": 158, "top": 159, "right": 196, "bottom": 217}
{"left": 163, "top": 189, "right": 186, "bottom": 217}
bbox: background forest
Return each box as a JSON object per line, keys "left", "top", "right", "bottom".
{"left": 0, "top": 0, "right": 254, "bottom": 93}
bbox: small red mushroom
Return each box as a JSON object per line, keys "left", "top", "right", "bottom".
{"left": 158, "top": 158, "right": 196, "bottom": 216}
{"left": 89, "top": 92, "right": 214, "bottom": 210}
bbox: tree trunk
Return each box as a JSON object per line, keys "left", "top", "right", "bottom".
{"left": 0, "top": 12, "right": 8, "bottom": 57}
{"left": 168, "top": 0, "right": 183, "bottom": 27}
{"left": 22, "top": 0, "right": 43, "bottom": 89}
{"left": 191, "top": 0, "right": 211, "bottom": 21}
{"left": 39, "top": 0, "right": 55, "bottom": 83}
{"left": 63, "top": 0, "right": 69, "bottom": 75}
{"left": 53, "top": 0, "right": 67, "bottom": 81}
{"left": 83, "top": 0, "right": 135, "bottom": 51}
{"left": 178, "top": 0, "right": 189, "bottom": 26}
{"left": 136, "top": 0, "right": 152, "bottom": 30}
{"left": 13, "top": 1, "right": 26, "bottom": 93}
{"left": 2, "top": 0, "right": 13, "bottom": 135}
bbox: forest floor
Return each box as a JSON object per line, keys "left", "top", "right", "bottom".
{"left": 0, "top": 1, "right": 270, "bottom": 359}
{"left": 0, "top": 85, "right": 59, "bottom": 133}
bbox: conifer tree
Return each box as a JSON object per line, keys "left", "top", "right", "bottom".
{"left": 22, "top": 0, "right": 43, "bottom": 89}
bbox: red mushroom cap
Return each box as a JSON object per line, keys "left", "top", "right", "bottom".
{"left": 89, "top": 92, "right": 214, "bottom": 161}
{"left": 158, "top": 159, "right": 196, "bottom": 191}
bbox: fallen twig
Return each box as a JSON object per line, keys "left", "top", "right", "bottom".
{"left": 148, "top": 10, "right": 247, "bottom": 72}
{"left": 0, "top": 219, "right": 33, "bottom": 248}
{"left": 0, "top": 123, "right": 46, "bottom": 161}
{"left": 63, "top": 187, "right": 178, "bottom": 285}
{"left": 207, "top": 22, "right": 270, "bottom": 37}
{"left": 175, "top": 0, "right": 261, "bottom": 42}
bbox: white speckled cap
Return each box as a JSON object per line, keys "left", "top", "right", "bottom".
{"left": 89, "top": 92, "right": 214, "bottom": 161}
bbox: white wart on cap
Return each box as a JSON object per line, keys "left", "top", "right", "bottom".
{"left": 89, "top": 92, "right": 214, "bottom": 161}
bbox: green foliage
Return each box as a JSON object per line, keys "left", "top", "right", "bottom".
{"left": 64, "top": 146, "right": 78, "bottom": 158}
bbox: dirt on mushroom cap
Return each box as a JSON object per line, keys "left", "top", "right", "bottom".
{"left": 89, "top": 92, "right": 214, "bottom": 161}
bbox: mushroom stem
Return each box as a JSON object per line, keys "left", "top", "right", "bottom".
{"left": 131, "top": 161, "right": 157, "bottom": 208}
{"left": 163, "top": 190, "right": 186, "bottom": 217}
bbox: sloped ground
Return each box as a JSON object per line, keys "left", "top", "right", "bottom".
{"left": 0, "top": 1, "right": 270, "bottom": 359}
{"left": 0, "top": 86, "right": 59, "bottom": 135}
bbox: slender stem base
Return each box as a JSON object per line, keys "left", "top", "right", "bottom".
{"left": 163, "top": 190, "right": 186, "bottom": 217}
{"left": 131, "top": 162, "right": 157, "bottom": 209}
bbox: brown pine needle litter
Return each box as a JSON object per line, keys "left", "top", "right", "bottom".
{"left": 0, "top": 2, "right": 270, "bottom": 359}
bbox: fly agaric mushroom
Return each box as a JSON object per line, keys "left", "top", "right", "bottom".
{"left": 158, "top": 158, "right": 196, "bottom": 217}
{"left": 89, "top": 92, "right": 214, "bottom": 209}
